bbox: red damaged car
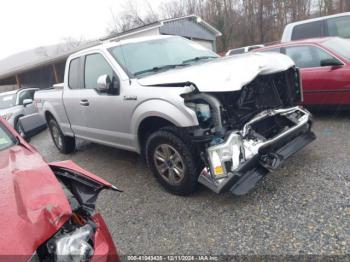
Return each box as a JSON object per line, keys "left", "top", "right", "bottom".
{"left": 0, "top": 117, "right": 120, "bottom": 262}
{"left": 256, "top": 37, "right": 350, "bottom": 105}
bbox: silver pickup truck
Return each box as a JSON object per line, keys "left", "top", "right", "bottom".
{"left": 35, "top": 35, "right": 316, "bottom": 196}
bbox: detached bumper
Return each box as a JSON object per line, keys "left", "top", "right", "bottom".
{"left": 198, "top": 107, "right": 316, "bottom": 195}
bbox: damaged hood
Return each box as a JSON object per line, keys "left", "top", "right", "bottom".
{"left": 0, "top": 145, "right": 71, "bottom": 257}
{"left": 138, "top": 52, "right": 295, "bottom": 92}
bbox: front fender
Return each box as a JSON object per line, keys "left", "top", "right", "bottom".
{"left": 130, "top": 99, "right": 198, "bottom": 136}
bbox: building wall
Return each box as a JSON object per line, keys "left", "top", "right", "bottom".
{"left": 0, "top": 85, "right": 17, "bottom": 93}
{"left": 20, "top": 66, "right": 55, "bottom": 89}
{"left": 192, "top": 39, "right": 214, "bottom": 50}
{"left": 160, "top": 19, "right": 216, "bottom": 41}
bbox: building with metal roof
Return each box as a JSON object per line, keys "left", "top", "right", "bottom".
{"left": 0, "top": 15, "right": 221, "bottom": 91}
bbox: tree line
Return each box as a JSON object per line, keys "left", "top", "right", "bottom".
{"left": 109, "top": 0, "right": 350, "bottom": 52}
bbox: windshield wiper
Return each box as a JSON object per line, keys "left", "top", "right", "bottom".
{"left": 182, "top": 56, "right": 218, "bottom": 64}
{"left": 134, "top": 64, "right": 188, "bottom": 77}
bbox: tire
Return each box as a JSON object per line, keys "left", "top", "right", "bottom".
{"left": 145, "top": 127, "right": 202, "bottom": 196}
{"left": 48, "top": 118, "right": 75, "bottom": 154}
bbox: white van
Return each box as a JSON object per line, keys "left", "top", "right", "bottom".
{"left": 282, "top": 12, "right": 350, "bottom": 42}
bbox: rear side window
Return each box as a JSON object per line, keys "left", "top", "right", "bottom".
{"left": 291, "top": 21, "right": 324, "bottom": 40}
{"left": 327, "top": 16, "right": 350, "bottom": 38}
{"left": 68, "top": 58, "right": 80, "bottom": 89}
{"left": 285, "top": 45, "right": 336, "bottom": 68}
{"left": 84, "top": 54, "right": 114, "bottom": 89}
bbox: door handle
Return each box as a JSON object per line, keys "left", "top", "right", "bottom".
{"left": 80, "top": 99, "right": 89, "bottom": 106}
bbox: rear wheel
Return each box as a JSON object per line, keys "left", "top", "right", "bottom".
{"left": 146, "top": 127, "right": 201, "bottom": 195}
{"left": 48, "top": 118, "right": 75, "bottom": 154}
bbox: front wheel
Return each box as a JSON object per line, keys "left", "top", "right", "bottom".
{"left": 48, "top": 118, "right": 75, "bottom": 154}
{"left": 145, "top": 127, "right": 201, "bottom": 196}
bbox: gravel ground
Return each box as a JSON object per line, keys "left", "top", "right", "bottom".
{"left": 30, "top": 111, "right": 350, "bottom": 255}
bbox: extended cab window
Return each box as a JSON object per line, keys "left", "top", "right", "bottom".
{"left": 84, "top": 54, "right": 114, "bottom": 89}
{"left": 291, "top": 21, "right": 324, "bottom": 40}
{"left": 68, "top": 58, "right": 80, "bottom": 89}
{"left": 286, "top": 45, "right": 338, "bottom": 68}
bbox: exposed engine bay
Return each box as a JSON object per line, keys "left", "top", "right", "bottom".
{"left": 35, "top": 166, "right": 116, "bottom": 262}
{"left": 185, "top": 67, "right": 302, "bottom": 134}
{"left": 184, "top": 67, "right": 315, "bottom": 195}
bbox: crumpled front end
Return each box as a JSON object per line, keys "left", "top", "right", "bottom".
{"left": 183, "top": 66, "right": 315, "bottom": 195}
{"left": 198, "top": 106, "right": 315, "bottom": 195}
{"left": 33, "top": 162, "right": 120, "bottom": 262}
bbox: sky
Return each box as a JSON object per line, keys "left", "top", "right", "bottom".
{"left": 0, "top": 0, "right": 163, "bottom": 60}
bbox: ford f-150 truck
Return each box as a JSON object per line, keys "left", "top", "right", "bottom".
{"left": 35, "top": 35, "right": 316, "bottom": 196}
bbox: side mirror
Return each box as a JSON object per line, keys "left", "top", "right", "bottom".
{"left": 320, "top": 58, "right": 343, "bottom": 67}
{"left": 97, "top": 74, "right": 111, "bottom": 93}
{"left": 23, "top": 99, "right": 33, "bottom": 106}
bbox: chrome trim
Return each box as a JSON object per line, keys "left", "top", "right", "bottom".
{"left": 206, "top": 106, "right": 311, "bottom": 179}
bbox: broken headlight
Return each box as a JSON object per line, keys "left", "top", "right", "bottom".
{"left": 207, "top": 133, "right": 245, "bottom": 179}
{"left": 37, "top": 216, "right": 96, "bottom": 262}
{"left": 53, "top": 224, "right": 94, "bottom": 262}
{"left": 185, "top": 102, "right": 211, "bottom": 124}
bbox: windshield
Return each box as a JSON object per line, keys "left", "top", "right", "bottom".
{"left": 0, "top": 93, "right": 16, "bottom": 109}
{"left": 108, "top": 37, "right": 219, "bottom": 77}
{"left": 0, "top": 122, "right": 16, "bottom": 151}
{"left": 323, "top": 38, "right": 350, "bottom": 60}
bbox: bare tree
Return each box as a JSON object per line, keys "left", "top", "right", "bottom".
{"left": 107, "top": 0, "right": 347, "bottom": 52}
{"left": 108, "top": 0, "right": 159, "bottom": 34}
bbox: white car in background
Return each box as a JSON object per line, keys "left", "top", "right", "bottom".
{"left": 225, "top": 45, "right": 264, "bottom": 56}
{"left": 282, "top": 12, "right": 350, "bottom": 42}
{"left": 0, "top": 88, "right": 39, "bottom": 131}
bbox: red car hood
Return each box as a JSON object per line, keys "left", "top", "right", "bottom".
{"left": 0, "top": 144, "right": 71, "bottom": 257}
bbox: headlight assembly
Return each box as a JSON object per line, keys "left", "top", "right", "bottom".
{"left": 207, "top": 132, "right": 245, "bottom": 179}
{"left": 39, "top": 222, "right": 96, "bottom": 262}
{"left": 54, "top": 224, "right": 94, "bottom": 262}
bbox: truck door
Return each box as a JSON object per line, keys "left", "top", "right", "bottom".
{"left": 80, "top": 52, "right": 135, "bottom": 149}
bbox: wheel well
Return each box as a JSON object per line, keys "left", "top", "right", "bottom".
{"left": 138, "top": 117, "right": 175, "bottom": 150}
{"left": 45, "top": 111, "right": 55, "bottom": 122}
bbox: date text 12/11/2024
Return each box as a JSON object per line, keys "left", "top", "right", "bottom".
{"left": 126, "top": 255, "right": 219, "bottom": 261}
